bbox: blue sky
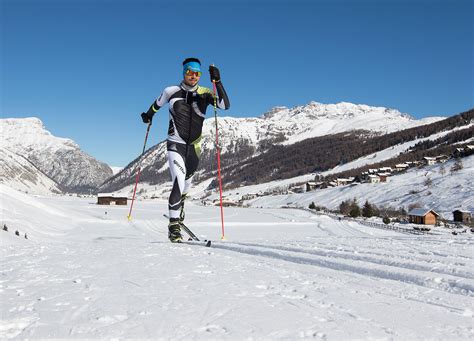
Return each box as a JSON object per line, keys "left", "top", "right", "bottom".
{"left": 2, "top": 0, "right": 473, "bottom": 167}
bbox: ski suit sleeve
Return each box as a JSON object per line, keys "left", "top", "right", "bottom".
{"left": 215, "top": 81, "right": 230, "bottom": 110}
{"left": 208, "top": 82, "right": 230, "bottom": 110}
{"left": 145, "top": 87, "right": 173, "bottom": 117}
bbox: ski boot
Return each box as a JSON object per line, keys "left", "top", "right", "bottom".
{"left": 168, "top": 219, "right": 183, "bottom": 243}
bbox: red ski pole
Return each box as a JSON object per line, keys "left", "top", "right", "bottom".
{"left": 127, "top": 122, "right": 152, "bottom": 221}
{"left": 212, "top": 77, "right": 226, "bottom": 240}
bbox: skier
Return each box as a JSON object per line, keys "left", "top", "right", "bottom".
{"left": 140, "top": 58, "right": 230, "bottom": 243}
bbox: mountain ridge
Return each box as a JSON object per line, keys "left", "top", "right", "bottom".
{"left": 0, "top": 117, "right": 113, "bottom": 193}
{"left": 100, "top": 101, "right": 447, "bottom": 192}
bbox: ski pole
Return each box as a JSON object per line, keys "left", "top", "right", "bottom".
{"left": 127, "top": 122, "right": 152, "bottom": 221}
{"left": 211, "top": 72, "right": 226, "bottom": 240}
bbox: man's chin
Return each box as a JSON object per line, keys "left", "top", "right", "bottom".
{"left": 184, "top": 80, "right": 198, "bottom": 87}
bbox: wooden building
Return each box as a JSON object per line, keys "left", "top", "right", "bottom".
{"left": 408, "top": 208, "right": 440, "bottom": 225}
{"left": 452, "top": 210, "right": 472, "bottom": 225}
{"left": 97, "top": 193, "right": 128, "bottom": 205}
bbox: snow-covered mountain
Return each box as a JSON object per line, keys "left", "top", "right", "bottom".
{"left": 200, "top": 101, "right": 442, "bottom": 153}
{"left": 101, "top": 101, "right": 444, "bottom": 192}
{"left": 0, "top": 147, "right": 62, "bottom": 195}
{"left": 110, "top": 166, "right": 124, "bottom": 175}
{"left": 0, "top": 118, "right": 113, "bottom": 193}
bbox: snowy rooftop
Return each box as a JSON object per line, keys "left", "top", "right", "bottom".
{"left": 408, "top": 208, "right": 440, "bottom": 217}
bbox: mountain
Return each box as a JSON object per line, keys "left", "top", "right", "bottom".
{"left": 0, "top": 147, "right": 62, "bottom": 195}
{"left": 100, "top": 101, "right": 445, "bottom": 192}
{"left": 0, "top": 117, "right": 113, "bottom": 193}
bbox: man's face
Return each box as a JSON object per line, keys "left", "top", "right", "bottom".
{"left": 184, "top": 70, "right": 201, "bottom": 87}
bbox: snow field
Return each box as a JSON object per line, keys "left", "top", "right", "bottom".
{"left": 1, "top": 187, "right": 473, "bottom": 339}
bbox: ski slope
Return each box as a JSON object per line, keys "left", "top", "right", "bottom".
{"left": 1, "top": 186, "right": 473, "bottom": 339}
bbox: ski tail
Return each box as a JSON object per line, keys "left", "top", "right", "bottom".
{"left": 181, "top": 240, "right": 211, "bottom": 247}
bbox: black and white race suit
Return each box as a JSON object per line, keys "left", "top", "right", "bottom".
{"left": 145, "top": 81, "right": 230, "bottom": 219}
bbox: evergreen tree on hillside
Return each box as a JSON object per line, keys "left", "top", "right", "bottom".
{"left": 362, "top": 200, "right": 375, "bottom": 218}
{"left": 349, "top": 198, "right": 361, "bottom": 218}
{"left": 339, "top": 200, "right": 351, "bottom": 216}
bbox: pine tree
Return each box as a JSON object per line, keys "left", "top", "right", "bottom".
{"left": 362, "top": 200, "right": 374, "bottom": 218}
{"left": 339, "top": 200, "right": 351, "bottom": 216}
{"left": 349, "top": 199, "right": 360, "bottom": 218}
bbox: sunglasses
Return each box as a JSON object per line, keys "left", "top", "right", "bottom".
{"left": 185, "top": 69, "right": 202, "bottom": 77}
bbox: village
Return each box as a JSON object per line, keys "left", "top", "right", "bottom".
{"left": 209, "top": 144, "right": 474, "bottom": 232}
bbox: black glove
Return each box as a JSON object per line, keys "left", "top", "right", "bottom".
{"left": 141, "top": 112, "right": 153, "bottom": 124}
{"left": 209, "top": 65, "right": 221, "bottom": 83}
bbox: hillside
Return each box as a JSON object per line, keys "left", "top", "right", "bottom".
{"left": 0, "top": 147, "right": 62, "bottom": 195}
{"left": 0, "top": 118, "right": 113, "bottom": 193}
{"left": 100, "top": 101, "right": 446, "bottom": 192}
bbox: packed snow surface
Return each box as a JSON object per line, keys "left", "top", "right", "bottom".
{"left": 1, "top": 186, "right": 473, "bottom": 339}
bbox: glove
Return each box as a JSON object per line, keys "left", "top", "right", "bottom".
{"left": 209, "top": 65, "right": 221, "bottom": 83}
{"left": 141, "top": 112, "right": 153, "bottom": 124}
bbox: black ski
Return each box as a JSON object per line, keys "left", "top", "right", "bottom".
{"left": 180, "top": 240, "right": 212, "bottom": 247}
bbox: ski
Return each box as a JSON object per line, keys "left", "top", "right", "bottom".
{"left": 179, "top": 240, "right": 212, "bottom": 247}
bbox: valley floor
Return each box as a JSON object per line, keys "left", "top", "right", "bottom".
{"left": 1, "top": 190, "right": 473, "bottom": 339}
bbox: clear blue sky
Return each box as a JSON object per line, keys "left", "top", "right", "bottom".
{"left": 2, "top": 0, "right": 473, "bottom": 167}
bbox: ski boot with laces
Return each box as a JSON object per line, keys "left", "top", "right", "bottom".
{"left": 168, "top": 219, "right": 183, "bottom": 243}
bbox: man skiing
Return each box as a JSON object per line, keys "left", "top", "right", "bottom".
{"left": 140, "top": 58, "right": 230, "bottom": 243}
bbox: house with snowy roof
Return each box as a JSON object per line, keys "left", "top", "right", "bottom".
{"left": 97, "top": 193, "right": 128, "bottom": 205}
{"left": 423, "top": 157, "right": 437, "bottom": 166}
{"left": 395, "top": 163, "right": 409, "bottom": 172}
{"left": 377, "top": 173, "right": 390, "bottom": 182}
{"left": 436, "top": 155, "right": 449, "bottom": 163}
{"left": 408, "top": 208, "right": 440, "bottom": 225}
{"left": 306, "top": 181, "right": 324, "bottom": 192}
{"left": 368, "top": 174, "right": 380, "bottom": 183}
{"left": 336, "top": 177, "right": 354, "bottom": 186}
{"left": 378, "top": 167, "right": 392, "bottom": 173}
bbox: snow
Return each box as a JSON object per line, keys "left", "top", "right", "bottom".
{"left": 110, "top": 166, "right": 124, "bottom": 175}
{"left": 0, "top": 117, "right": 78, "bottom": 152}
{"left": 1, "top": 185, "right": 473, "bottom": 339}
{"left": 0, "top": 147, "right": 62, "bottom": 195}
{"left": 201, "top": 101, "right": 444, "bottom": 154}
{"left": 251, "top": 156, "right": 474, "bottom": 219}
{"left": 0, "top": 117, "right": 113, "bottom": 192}
{"left": 207, "top": 155, "right": 473, "bottom": 219}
